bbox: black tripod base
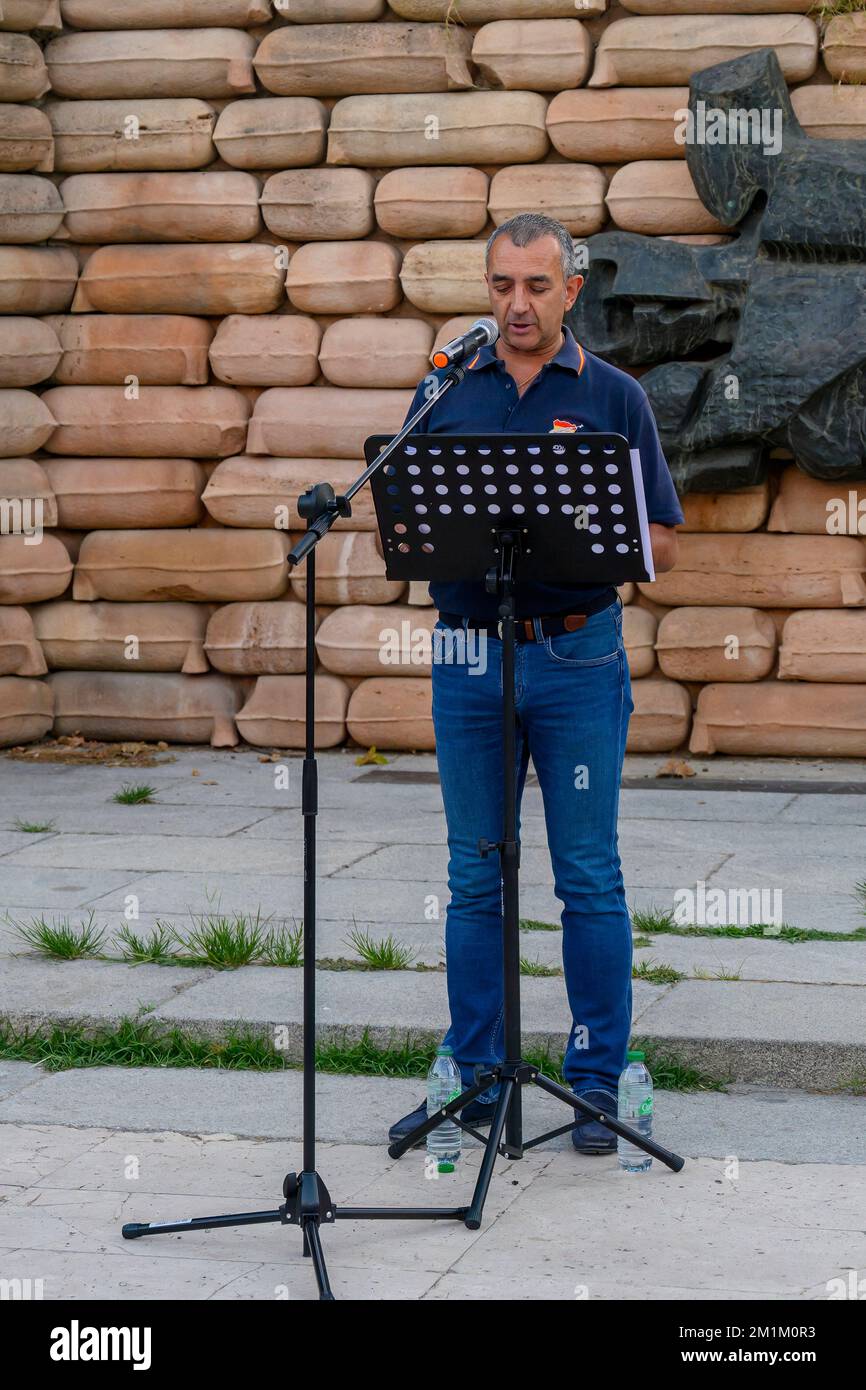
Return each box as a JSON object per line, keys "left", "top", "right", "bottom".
{"left": 122, "top": 1169, "right": 469, "bottom": 1301}
{"left": 390, "top": 1059, "right": 686, "bottom": 1232}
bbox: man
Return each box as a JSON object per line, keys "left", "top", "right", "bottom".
{"left": 389, "top": 212, "right": 683, "bottom": 1153}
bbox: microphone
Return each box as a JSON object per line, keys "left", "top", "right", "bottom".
{"left": 431, "top": 317, "right": 499, "bottom": 370}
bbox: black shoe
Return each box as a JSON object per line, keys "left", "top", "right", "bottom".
{"left": 388, "top": 1093, "right": 499, "bottom": 1147}
{"left": 571, "top": 1087, "right": 618, "bottom": 1154}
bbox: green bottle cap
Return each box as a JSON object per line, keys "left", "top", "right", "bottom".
{"left": 627, "top": 1050, "right": 645, "bottom": 1061}
{"left": 437, "top": 1045, "right": 454, "bottom": 1055}
{"left": 437, "top": 1161, "right": 455, "bottom": 1174}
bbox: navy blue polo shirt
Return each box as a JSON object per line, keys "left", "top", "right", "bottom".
{"left": 401, "top": 326, "right": 684, "bottom": 619}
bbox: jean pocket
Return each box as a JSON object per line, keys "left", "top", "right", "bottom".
{"left": 542, "top": 609, "right": 621, "bottom": 668}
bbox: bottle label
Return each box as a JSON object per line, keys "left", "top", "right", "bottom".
{"left": 638, "top": 1096, "right": 653, "bottom": 1116}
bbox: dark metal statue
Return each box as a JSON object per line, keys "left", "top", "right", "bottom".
{"left": 568, "top": 48, "right": 866, "bottom": 493}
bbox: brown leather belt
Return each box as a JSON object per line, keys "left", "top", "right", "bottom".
{"left": 439, "top": 591, "right": 617, "bottom": 643}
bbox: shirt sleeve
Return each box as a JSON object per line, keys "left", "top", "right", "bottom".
{"left": 627, "top": 395, "right": 685, "bottom": 526}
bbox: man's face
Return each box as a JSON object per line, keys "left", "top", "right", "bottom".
{"left": 485, "top": 233, "right": 584, "bottom": 354}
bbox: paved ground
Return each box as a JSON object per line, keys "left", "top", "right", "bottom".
{"left": 1, "top": 1067, "right": 864, "bottom": 1301}
{"left": 0, "top": 745, "right": 864, "bottom": 1299}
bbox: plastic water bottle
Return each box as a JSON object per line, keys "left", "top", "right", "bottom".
{"left": 426, "top": 1045, "right": 463, "bottom": 1173}
{"left": 617, "top": 1050, "right": 653, "bottom": 1173}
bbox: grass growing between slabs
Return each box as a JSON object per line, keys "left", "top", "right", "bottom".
{"left": 8, "top": 912, "right": 684, "bottom": 982}
{"left": 0, "top": 1019, "right": 729, "bottom": 1092}
{"left": 7, "top": 911, "right": 419, "bottom": 972}
{"left": 530, "top": 906, "right": 866, "bottom": 943}
{"left": 111, "top": 784, "right": 157, "bottom": 805}
{"left": 630, "top": 905, "right": 866, "bottom": 943}
{"left": 13, "top": 913, "right": 108, "bottom": 960}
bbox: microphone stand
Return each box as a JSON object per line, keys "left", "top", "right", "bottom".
{"left": 121, "top": 362, "right": 479, "bottom": 1301}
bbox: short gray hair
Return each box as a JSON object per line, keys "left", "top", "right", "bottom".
{"left": 486, "top": 212, "right": 579, "bottom": 281}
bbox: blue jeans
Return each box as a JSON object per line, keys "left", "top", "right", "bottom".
{"left": 432, "top": 602, "right": 634, "bottom": 1095}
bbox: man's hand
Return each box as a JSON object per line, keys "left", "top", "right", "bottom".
{"left": 649, "top": 522, "right": 679, "bottom": 573}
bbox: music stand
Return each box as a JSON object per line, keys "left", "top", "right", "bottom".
{"left": 366, "top": 431, "right": 685, "bottom": 1228}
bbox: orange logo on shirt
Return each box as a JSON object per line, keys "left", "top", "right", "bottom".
{"left": 550, "top": 418, "right": 578, "bottom": 432}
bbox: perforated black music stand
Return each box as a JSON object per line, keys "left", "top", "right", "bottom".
{"left": 366, "top": 431, "right": 684, "bottom": 1228}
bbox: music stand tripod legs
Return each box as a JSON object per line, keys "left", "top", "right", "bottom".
{"left": 389, "top": 529, "right": 685, "bottom": 1229}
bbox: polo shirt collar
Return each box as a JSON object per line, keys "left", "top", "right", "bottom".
{"left": 468, "top": 325, "right": 585, "bottom": 376}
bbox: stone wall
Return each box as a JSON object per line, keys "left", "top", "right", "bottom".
{"left": 1, "top": 0, "right": 865, "bottom": 758}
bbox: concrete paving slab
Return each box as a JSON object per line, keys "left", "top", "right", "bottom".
{"left": 421, "top": 1272, "right": 789, "bottom": 1300}
{"left": 0, "top": 1245, "right": 286, "bottom": 1301}
{"left": 207, "top": 1262, "right": 442, "bottom": 1300}
{"left": 146, "top": 962, "right": 666, "bottom": 1048}
{"left": 333, "top": 841, "right": 726, "bottom": 889}
{"left": 0, "top": 831, "right": 57, "bottom": 857}
{"left": 0, "top": 1060, "right": 42, "bottom": 1101}
{"left": 27, "top": 1131, "right": 392, "bottom": 1204}
{"left": 632, "top": 936, "right": 866, "bottom": 986}
{"left": 0, "top": 867, "right": 140, "bottom": 911}
{"left": 618, "top": 789, "right": 795, "bottom": 822}
{"left": 1, "top": 1067, "right": 864, "bottom": 1164}
{"left": 635, "top": 980, "right": 866, "bottom": 1087}
{"left": 1, "top": 1119, "right": 862, "bottom": 1299}
{"left": 621, "top": 816, "right": 866, "bottom": 860}
{"left": 0, "top": 958, "right": 213, "bottom": 1030}
{"left": 447, "top": 1158, "right": 866, "bottom": 1297}
{"left": 708, "top": 852, "right": 864, "bottom": 895}
{"left": 82, "top": 870, "right": 567, "bottom": 926}
{"left": 2, "top": 806, "right": 277, "bottom": 839}
{"left": 0, "top": 1122, "right": 115, "bottom": 1186}
{"left": 638, "top": 979, "right": 866, "bottom": 1047}
{"left": 780, "top": 794, "right": 866, "bottom": 826}
{"left": 620, "top": 753, "right": 866, "bottom": 786}
{"left": 3, "top": 833, "right": 386, "bottom": 877}
{"left": 234, "top": 806, "right": 475, "bottom": 847}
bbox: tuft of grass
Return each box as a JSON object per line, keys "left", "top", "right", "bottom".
{"left": 10, "top": 911, "right": 106, "bottom": 960}
{"left": 261, "top": 922, "right": 304, "bottom": 967}
{"left": 519, "top": 956, "right": 562, "bottom": 977}
{"left": 693, "top": 963, "right": 744, "bottom": 982}
{"left": 115, "top": 922, "right": 180, "bottom": 966}
{"left": 633, "top": 959, "right": 684, "bottom": 985}
{"left": 520, "top": 918, "right": 560, "bottom": 932}
{"left": 345, "top": 926, "right": 417, "bottom": 971}
{"left": 175, "top": 906, "right": 272, "bottom": 969}
{"left": 11, "top": 818, "right": 55, "bottom": 833}
{"left": 632, "top": 934, "right": 654, "bottom": 949}
{"left": 833, "top": 1073, "right": 866, "bottom": 1096}
{"left": 113, "top": 783, "right": 157, "bottom": 805}
{"left": 630, "top": 905, "right": 675, "bottom": 934}
{"left": 316, "top": 1028, "right": 435, "bottom": 1078}
{"left": 629, "top": 1037, "right": 729, "bottom": 1092}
